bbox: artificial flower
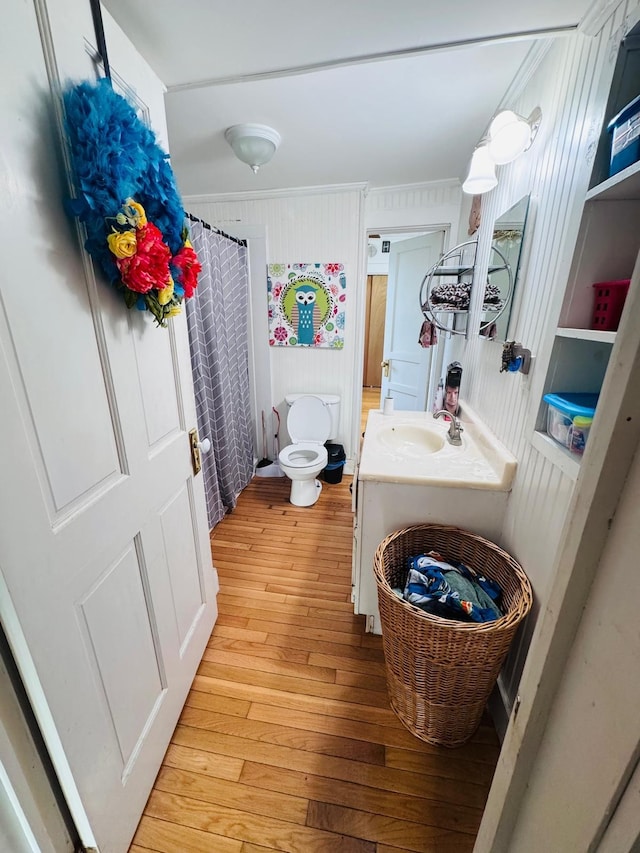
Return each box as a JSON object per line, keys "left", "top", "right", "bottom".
{"left": 116, "top": 222, "right": 171, "bottom": 294}
{"left": 157, "top": 278, "right": 174, "bottom": 305}
{"left": 167, "top": 305, "right": 182, "bottom": 317}
{"left": 125, "top": 198, "right": 147, "bottom": 227}
{"left": 107, "top": 228, "right": 137, "bottom": 259}
{"left": 172, "top": 241, "right": 201, "bottom": 299}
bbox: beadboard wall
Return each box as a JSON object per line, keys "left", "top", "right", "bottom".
{"left": 185, "top": 180, "right": 464, "bottom": 464}
{"left": 449, "top": 2, "right": 635, "bottom": 704}
{"left": 184, "top": 187, "right": 366, "bottom": 462}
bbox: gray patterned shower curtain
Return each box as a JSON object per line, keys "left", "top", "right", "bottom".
{"left": 186, "top": 220, "right": 254, "bottom": 529}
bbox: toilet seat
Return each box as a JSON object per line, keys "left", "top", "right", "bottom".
{"left": 279, "top": 442, "right": 328, "bottom": 470}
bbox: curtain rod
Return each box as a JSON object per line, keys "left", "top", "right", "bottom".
{"left": 186, "top": 212, "right": 247, "bottom": 247}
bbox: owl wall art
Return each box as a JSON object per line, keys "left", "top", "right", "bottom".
{"left": 267, "top": 263, "right": 346, "bottom": 348}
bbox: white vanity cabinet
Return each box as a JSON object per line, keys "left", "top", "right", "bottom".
{"left": 352, "top": 408, "right": 516, "bottom": 634}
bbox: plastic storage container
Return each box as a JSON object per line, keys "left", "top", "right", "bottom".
{"left": 591, "top": 279, "right": 630, "bottom": 332}
{"left": 608, "top": 94, "right": 640, "bottom": 176}
{"left": 569, "top": 416, "right": 593, "bottom": 456}
{"left": 322, "top": 442, "right": 346, "bottom": 484}
{"left": 543, "top": 392, "right": 598, "bottom": 452}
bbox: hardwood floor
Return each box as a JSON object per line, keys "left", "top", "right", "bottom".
{"left": 131, "top": 454, "right": 500, "bottom": 852}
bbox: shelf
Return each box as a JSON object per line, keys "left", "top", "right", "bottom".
{"left": 431, "top": 265, "right": 474, "bottom": 276}
{"left": 531, "top": 431, "right": 580, "bottom": 481}
{"left": 430, "top": 265, "right": 506, "bottom": 276}
{"left": 430, "top": 306, "right": 502, "bottom": 314}
{"left": 586, "top": 160, "right": 640, "bottom": 201}
{"left": 556, "top": 327, "right": 616, "bottom": 344}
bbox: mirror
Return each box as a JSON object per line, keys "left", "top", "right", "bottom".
{"left": 479, "top": 194, "right": 531, "bottom": 341}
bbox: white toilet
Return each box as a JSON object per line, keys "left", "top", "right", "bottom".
{"left": 278, "top": 394, "right": 341, "bottom": 507}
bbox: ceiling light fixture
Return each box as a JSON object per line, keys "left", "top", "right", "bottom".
{"left": 487, "top": 107, "right": 542, "bottom": 165}
{"left": 224, "top": 123, "right": 281, "bottom": 174}
{"left": 461, "top": 145, "right": 498, "bottom": 195}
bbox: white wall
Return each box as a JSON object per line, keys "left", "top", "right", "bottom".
{"left": 185, "top": 186, "right": 365, "bottom": 461}
{"left": 450, "top": 12, "right": 632, "bottom": 707}
{"left": 184, "top": 180, "right": 463, "bottom": 464}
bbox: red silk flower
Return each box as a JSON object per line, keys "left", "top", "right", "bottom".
{"left": 116, "top": 222, "right": 171, "bottom": 294}
{"left": 172, "top": 243, "right": 201, "bottom": 299}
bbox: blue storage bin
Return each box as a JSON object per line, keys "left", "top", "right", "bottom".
{"left": 608, "top": 94, "right": 640, "bottom": 176}
{"left": 543, "top": 392, "right": 598, "bottom": 450}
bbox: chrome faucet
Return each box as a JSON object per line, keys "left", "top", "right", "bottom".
{"left": 433, "top": 410, "right": 464, "bottom": 446}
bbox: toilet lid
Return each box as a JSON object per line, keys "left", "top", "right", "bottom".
{"left": 288, "top": 396, "right": 331, "bottom": 444}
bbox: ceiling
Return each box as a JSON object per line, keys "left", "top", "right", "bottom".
{"left": 102, "top": 0, "right": 595, "bottom": 196}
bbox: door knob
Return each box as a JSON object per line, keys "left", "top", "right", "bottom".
{"left": 381, "top": 359, "right": 390, "bottom": 378}
{"left": 198, "top": 438, "right": 211, "bottom": 454}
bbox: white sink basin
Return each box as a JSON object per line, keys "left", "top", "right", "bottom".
{"left": 358, "top": 405, "right": 517, "bottom": 490}
{"left": 377, "top": 424, "right": 445, "bottom": 456}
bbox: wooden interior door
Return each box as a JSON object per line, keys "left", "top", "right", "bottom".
{"left": 0, "top": 3, "right": 218, "bottom": 851}
{"left": 363, "top": 275, "right": 387, "bottom": 387}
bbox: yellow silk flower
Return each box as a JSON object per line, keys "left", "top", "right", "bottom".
{"left": 158, "top": 279, "right": 174, "bottom": 306}
{"left": 107, "top": 229, "right": 137, "bottom": 259}
{"left": 168, "top": 305, "right": 182, "bottom": 317}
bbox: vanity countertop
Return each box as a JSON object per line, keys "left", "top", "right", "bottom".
{"left": 358, "top": 404, "right": 517, "bottom": 490}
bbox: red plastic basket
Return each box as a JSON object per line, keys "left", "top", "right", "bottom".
{"left": 591, "top": 279, "right": 630, "bottom": 332}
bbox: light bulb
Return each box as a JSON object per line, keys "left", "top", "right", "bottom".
{"left": 488, "top": 110, "right": 532, "bottom": 165}
{"left": 462, "top": 145, "right": 498, "bottom": 195}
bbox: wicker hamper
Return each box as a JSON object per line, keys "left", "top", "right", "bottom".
{"left": 374, "top": 523, "right": 532, "bottom": 747}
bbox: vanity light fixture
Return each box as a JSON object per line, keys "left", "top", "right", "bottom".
{"left": 224, "top": 123, "right": 281, "bottom": 174}
{"left": 461, "top": 144, "right": 498, "bottom": 195}
{"left": 487, "top": 107, "right": 542, "bottom": 165}
{"left": 462, "top": 106, "right": 542, "bottom": 194}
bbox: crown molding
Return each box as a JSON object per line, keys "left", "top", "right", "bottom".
{"left": 183, "top": 182, "right": 369, "bottom": 205}
{"left": 579, "top": 0, "right": 622, "bottom": 37}
{"left": 367, "top": 178, "right": 462, "bottom": 195}
{"left": 497, "top": 38, "right": 556, "bottom": 110}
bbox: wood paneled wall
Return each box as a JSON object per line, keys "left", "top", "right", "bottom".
{"left": 452, "top": 4, "right": 636, "bottom": 706}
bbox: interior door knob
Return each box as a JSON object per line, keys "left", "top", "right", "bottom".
{"left": 198, "top": 438, "right": 211, "bottom": 454}
{"left": 381, "top": 359, "right": 390, "bottom": 378}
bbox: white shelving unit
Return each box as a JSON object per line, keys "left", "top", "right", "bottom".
{"left": 555, "top": 327, "right": 617, "bottom": 344}
{"left": 534, "top": 159, "right": 640, "bottom": 471}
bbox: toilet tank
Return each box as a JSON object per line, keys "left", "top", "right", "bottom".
{"left": 285, "top": 394, "right": 341, "bottom": 441}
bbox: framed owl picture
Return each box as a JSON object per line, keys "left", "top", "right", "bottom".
{"left": 267, "top": 263, "right": 346, "bottom": 348}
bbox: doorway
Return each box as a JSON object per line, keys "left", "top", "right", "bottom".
{"left": 361, "top": 228, "right": 446, "bottom": 428}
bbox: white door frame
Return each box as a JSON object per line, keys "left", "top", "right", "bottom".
{"left": 352, "top": 223, "right": 451, "bottom": 457}
{"left": 0, "top": 633, "right": 75, "bottom": 853}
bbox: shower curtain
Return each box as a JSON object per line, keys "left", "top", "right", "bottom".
{"left": 186, "top": 220, "right": 254, "bottom": 528}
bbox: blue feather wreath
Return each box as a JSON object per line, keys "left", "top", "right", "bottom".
{"left": 63, "top": 79, "right": 199, "bottom": 326}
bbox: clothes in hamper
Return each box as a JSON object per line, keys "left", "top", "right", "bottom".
{"left": 403, "top": 550, "right": 503, "bottom": 623}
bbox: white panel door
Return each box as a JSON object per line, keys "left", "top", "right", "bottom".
{"left": 380, "top": 232, "right": 444, "bottom": 410}
{"left": 0, "top": 2, "right": 217, "bottom": 852}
